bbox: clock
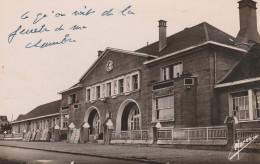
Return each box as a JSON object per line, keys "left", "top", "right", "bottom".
{"left": 106, "top": 60, "right": 113, "bottom": 72}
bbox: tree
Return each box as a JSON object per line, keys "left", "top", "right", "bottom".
{"left": 1, "top": 123, "right": 11, "bottom": 133}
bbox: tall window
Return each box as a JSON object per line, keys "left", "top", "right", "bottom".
{"left": 119, "top": 79, "right": 124, "bottom": 93}
{"left": 162, "top": 67, "right": 170, "bottom": 80}
{"left": 125, "top": 76, "right": 131, "bottom": 92}
{"left": 62, "top": 114, "right": 69, "bottom": 129}
{"left": 255, "top": 91, "right": 260, "bottom": 119}
{"left": 86, "top": 89, "right": 91, "bottom": 101}
{"left": 102, "top": 84, "right": 105, "bottom": 98}
{"left": 113, "top": 80, "right": 118, "bottom": 95}
{"left": 92, "top": 113, "right": 100, "bottom": 134}
{"left": 91, "top": 87, "right": 95, "bottom": 100}
{"left": 129, "top": 106, "right": 141, "bottom": 130}
{"left": 155, "top": 95, "right": 174, "bottom": 120}
{"left": 106, "top": 83, "right": 111, "bottom": 96}
{"left": 132, "top": 74, "right": 139, "bottom": 90}
{"left": 68, "top": 94, "right": 77, "bottom": 104}
{"left": 96, "top": 86, "right": 101, "bottom": 99}
{"left": 232, "top": 92, "right": 249, "bottom": 120}
{"left": 161, "top": 62, "right": 183, "bottom": 81}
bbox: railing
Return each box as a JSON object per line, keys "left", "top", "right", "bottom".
{"left": 236, "top": 128, "right": 260, "bottom": 143}
{"left": 158, "top": 126, "right": 227, "bottom": 141}
{"left": 111, "top": 130, "right": 153, "bottom": 140}
{"left": 2, "top": 133, "right": 23, "bottom": 140}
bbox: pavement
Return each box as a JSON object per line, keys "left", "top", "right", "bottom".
{"left": 0, "top": 140, "right": 260, "bottom": 164}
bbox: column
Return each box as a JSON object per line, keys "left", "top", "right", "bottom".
{"left": 248, "top": 90, "right": 254, "bottom": 120}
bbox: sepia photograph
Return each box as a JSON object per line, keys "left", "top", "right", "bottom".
{"left": 1, "top": 0, "right": 260, "bottom": 163}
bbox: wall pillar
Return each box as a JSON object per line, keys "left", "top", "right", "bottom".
{"left": 248, "top": 90, "right": 254, "bottom": 120}
{"left": 152, "top": 127, "right": 158, "bottom": 144}
{"left": 226, "top": 122, "right": 235, "bottom": 149}
{"left": 51, "top": 124, "right": 60, "bottom": 142}
{"left": 80, "top": 122, "right": 90, "bottom": 143}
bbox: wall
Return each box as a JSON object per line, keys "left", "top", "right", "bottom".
{"left": 147, "top": 45, "right": 243, "bottom": 127}
{"left": 66, "top": 51, "right": 153, "bottom": 134}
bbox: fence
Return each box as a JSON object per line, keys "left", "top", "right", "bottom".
{"left": 236, "top": 128, "right": 260, "bottom": 143}
{"left": 158, "top": 126, "right": 227, "bottom": 141}
{"left": 111, "top": 130, "right": 153, "bottom": 140}
{"left": 2, "top": 133, "right": 23, "bottom": 140}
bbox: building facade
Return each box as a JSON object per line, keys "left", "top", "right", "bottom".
{"left": 58, "top": 0, "right": 260, "bottom": 142}
{"left": 11, "top": 100, "right": 60, "bottom": 134}
{"left": 10, "top": 0, "right": 260, "bottom": 144}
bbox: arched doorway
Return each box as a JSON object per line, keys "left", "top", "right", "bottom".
{"left": 84, "top": 106, "right": 101, "bottom": 137}
{"left": 117, "top": 99, "right": 141, "bottom": 132}
{"left": 88, "top": 110, "right": 100, "bottom": 135}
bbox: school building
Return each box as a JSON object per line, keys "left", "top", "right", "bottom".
{"left": 11, "top": 0, "right": 260, "bottom": 146}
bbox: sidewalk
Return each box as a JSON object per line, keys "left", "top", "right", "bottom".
{"left": 0, "top": 140, "right": 259, "bottom": 164}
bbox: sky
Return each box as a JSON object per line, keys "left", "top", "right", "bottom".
{"left": 0, "top": 0, "right": 259, "bottom": 121}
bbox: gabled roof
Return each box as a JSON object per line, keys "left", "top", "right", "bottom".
{"left": 216, "top": 43, "right": 260, "bottom": 87}
{"left": 13, "top": 100, "right": 61, "bottom": 123}
{"left": 136, "top": 22, "right": 236, "bottom": 57}
{"left": 79, "top": 47, "right": 156, "bottom": 81}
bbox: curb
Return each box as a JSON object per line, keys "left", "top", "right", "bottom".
{"left": 0, "top": 144, "right": 164, "bottom": 164}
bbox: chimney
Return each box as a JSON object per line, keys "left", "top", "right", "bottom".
{"left": 98, "top": 51, "right": 103, "bottom": 57}
{"left": 236, "top": 0, "right": 260, "bottom": 46}
{"left": 158, "top": 20, "right": 167, "bottom": 51}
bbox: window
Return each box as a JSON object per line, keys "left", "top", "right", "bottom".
{"left": 62, "top": 114, "right": 69, "bottom": 129}
{"left": 86, "top": 89, "right": 91, "bottom": 101}
{"left": 162, "top": 67, "right": 170, "bottom": 80}
{"left": 113, "top": 80, "right": 118, "bottom": 95}
{"left": 101, "top": 84, "right": 105, "bottom": 98}
{"left": 93, "top": 113, "right": 100, "bottom": 134}
{"left": 39, "top": 121, "right": 42, "bottom": 129}
{"left": 91, "top": 87, "right": 95, "bottom": 100}
{"left": 96, "top": 86, "right": 101, "bottom": 99}
{"left": 56, "top": 118, "right": 60, "bottom": 126}
{"left": 119, "top": 79, "right": 124, "bottom": 93}
{"left": 132, "top": 74, "right": 139, "bottom": 90}
{"left": 68, "top": 94, "right": 77, "bottom": 104}
{"left": 129, "top": 106, "right": 140, "bottom": 130}
{"left": 125, "top": 76, "right": 131, "bottom": 92}
{"left": 232, "top": 92, "right": 249, "bottom": 120}
{"left": 106, "top": 82, "right": 111, "bottom": 96}
{"left": 161, "top": 62, "right": 183, "bottom": 81}
{"left": 254, "top": 91, "right": 260, "bottom": 119}
{"left": 154, "top": 95, "right": 174, "bottom": 120}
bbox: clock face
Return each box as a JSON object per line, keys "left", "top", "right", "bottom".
{"left": 106, "top": 60, "right": 113, "bottom": 72}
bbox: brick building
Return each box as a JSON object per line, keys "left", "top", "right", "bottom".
{"left": 10, "top": 0, "right": 260, "bottom": 144}
{"left": 58, "top": 0, "right": 260, "bottom": 142}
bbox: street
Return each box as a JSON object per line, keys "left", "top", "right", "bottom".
{"left": 0, "top": 146, "right": 149, "bottom": 164}
{"left": 0, "top": 141, "right": 260, "bottom": 164}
